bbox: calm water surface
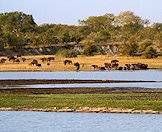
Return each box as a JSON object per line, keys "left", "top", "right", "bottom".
{"left": 0, "top": 111, "right": 162, "bottom": 132}
{"left": 0, "top": 70, "right": 162, "bottom": 81}
{"left": 0, "top": 70, "right": 162, "bottom": 88}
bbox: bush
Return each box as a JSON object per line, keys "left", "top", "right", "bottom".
{"left": 83, "top": 44, "right": 101, "bottom": 56}
{"left": 143, "top": 46, "right": 158, "bottom": 59}
{"left": 159, "top": 49, "right": 162, "bottom": 56}
{"left": 65, "top": 49, "right": 80, "bottom": 58}
{"left": 56, "top": 49, "right": 80, "bottom": 58}
{"left": 120, "top": 41, "right": 139, "bottom": 56}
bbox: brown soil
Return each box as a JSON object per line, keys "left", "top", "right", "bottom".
{"left": 0, "top": 87, "right": 162, "bottom": 94}
{"left": 0, "top": 79, "right": 160, "bottom": 85}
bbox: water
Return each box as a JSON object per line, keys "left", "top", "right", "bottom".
{"left": 0, "top": 70, "right": 162, "bottom": 88}
{"left": 0, "top": 70, "right": 162, "bottom": 81}
{"left": 0, "top": 111, "right": 162, "bottom": 132}
{"left": 3, "top": 82, "right": 162, "bottom": 89}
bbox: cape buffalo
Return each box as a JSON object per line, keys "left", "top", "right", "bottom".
{"left": 99, "top": 67, "right": 106, "bottom": 71}
{"left": 47, "top": 57, "right": 55, "bottom": 62}
{"left": 22, "top": 58, "right": 26, "bottom": 62}
{"left": 111, "top": 59, "right": 119, "bottom": 64}
{"left": 30, "top": 59, "right": 38, "bottom": 66}
{"left": 74, "top": 62, "right": 80, "bottom": 71}
{"left": 8, "top": 56, "right": 16, "bottom": 62}
{"left": 91, "top": 65, "right": 99, "bottom": 70}
{"left": 36, "top": 64, "right": 42, "bottom": 67}
{"left": 104, "top": 63, "right": 111, "bottom": 69}
{"left": 0, "top": 58, "right": 6, "bottom": 63}
{"left": 64, "top": 60, "right": 72, "bottom": 65}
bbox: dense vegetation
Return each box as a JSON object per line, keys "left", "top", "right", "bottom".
{"left": 0, "top": 11, "right": 161, "bottom": 57}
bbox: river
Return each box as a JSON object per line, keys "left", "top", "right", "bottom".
{"left": 0, "top": 70, "right": 162, "bottom": 81}
{"left": 0, "top": 111, "right": 162, "bottom": 132}
{"left": 0, "top": 70, "right": 162, "bottom": 88}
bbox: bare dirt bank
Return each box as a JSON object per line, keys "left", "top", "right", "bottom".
{"left": 0, "top": 87, "right": 162, "bottom": 94}
{"left": 0, "top": 79, "right": 161, "bottom": 85}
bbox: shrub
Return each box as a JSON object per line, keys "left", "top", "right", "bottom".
{"left": 65, "top": 49, "right": 80, "bottom": 58}
{"left": 83, "top": 44, "right": 101, "bottom": 56}
{"left": 120, "top": 41, "right": 139, "bottom": 56}
{"left": 143, "top": 46, "right": 158, "bottom": 59}
{"left": 56, "top": 49, "right": 80, "bottom": 58}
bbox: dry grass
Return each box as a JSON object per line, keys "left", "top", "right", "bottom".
{"left": 0, "top": 55, "right": 161, "bottom": 71}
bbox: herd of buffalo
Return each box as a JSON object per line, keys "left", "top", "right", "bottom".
{"left": 0, "top": 55, "right": 26, "bottom": 63}
{"left": 0, "top": 55, "right": 55, "bottom": 67}
{"left": 0, "top": 55, "right": 148, "bottom": 71}
{"left": 91, "top": 60, "right": 148, "bottom": 71}
{"left": 63, "top": 59, "right": 148, "bottom": 71}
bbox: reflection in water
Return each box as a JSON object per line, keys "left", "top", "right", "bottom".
{"left": 0, "top": 111, "right": 162, "bottom": 132}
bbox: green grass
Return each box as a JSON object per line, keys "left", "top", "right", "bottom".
{"left": 0, "top": 93, "right": 162, "bottom": 111}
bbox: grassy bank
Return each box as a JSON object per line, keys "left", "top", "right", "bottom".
{"left": 0, "top": 55, "right": 162, "bottom": 71}
{"left": 0, "top": 92, "right": 162, "bottom": 113}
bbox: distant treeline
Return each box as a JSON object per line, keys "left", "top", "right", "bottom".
{"left": 0, "top": 11, "right": 161, "bottom": 58}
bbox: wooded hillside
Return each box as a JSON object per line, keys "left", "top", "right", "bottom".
{"left": 0, "top": 11, "right": 161, "bottom": 58}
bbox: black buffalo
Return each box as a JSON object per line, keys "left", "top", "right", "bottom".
{"left": 64, "top": 60, "right": 72, "bottom": 65}
{"left": 91, "top": 65, "right": 99, "bottom": 70}
{"left": 30, "top": 59, "right": 38, "bottom": 66}
{"left": 74, "top": 62, "right": 80, "bottom": 71}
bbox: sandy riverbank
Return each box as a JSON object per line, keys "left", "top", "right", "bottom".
{"left": 0, "top": 55, "right": 162, "bottom": 71}
{"left": 0, "top": 107, "right": 161, "bottom": 114}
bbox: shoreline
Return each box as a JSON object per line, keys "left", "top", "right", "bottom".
{"left": 0, "top": 68, "right": 161, "bottom": 72}
{"left": 0, "top": 79, "right": 161, "bottom": 86}
{"left": 1, "top": 87, "right": 162, "bottom": 94}
{"left": 0, "top": 107, "right": 161, "bottom": 114}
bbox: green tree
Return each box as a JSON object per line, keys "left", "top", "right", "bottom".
{"left": 0, "top": 12, "right": 37, "bottom": 33}
{"left": 114, "top": 11, "right": 144, "bottom": 42}
{"left": 153, "top": 23, "right": 162, "bottom": 31}
{"left": 114, "top": 11, "right": 143, "bottom": 27}
{"left": 0, "top": 27, "right": 4, "bottom": 50}
{"left": 3, "top": 32, "right": 27, "bottom": 50}
{"left": 120, "top": 38, "right": 139, "bottom": 56}
{"left": 69, "top": 28, "right": 82, "bottom": 44}
{"left": 139, "top": 39, "right": 153, "bottom": 53}
{"left": 83, "top": 39, "right": 100, "bottom": 56}
{"left": 0, "top": 11, "right": 161, "bottom": 56}
{"left": 154, "top": 32, "right": 162, "bottom": 51}
{"left": 135, "top": 27, "right": 157, "bottom": 42}
{"left": 39, "top": 29, "right": 59, "bottom": 46}
{"left": 79, "top": 13, "right": 115, "bottom": 32}
{"left": 58, "top": 30, "right": 71, "bottom": 44}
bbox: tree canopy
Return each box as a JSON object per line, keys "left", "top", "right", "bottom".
{"left": 0, "top": 11, "right": 161, "bottom": 57}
